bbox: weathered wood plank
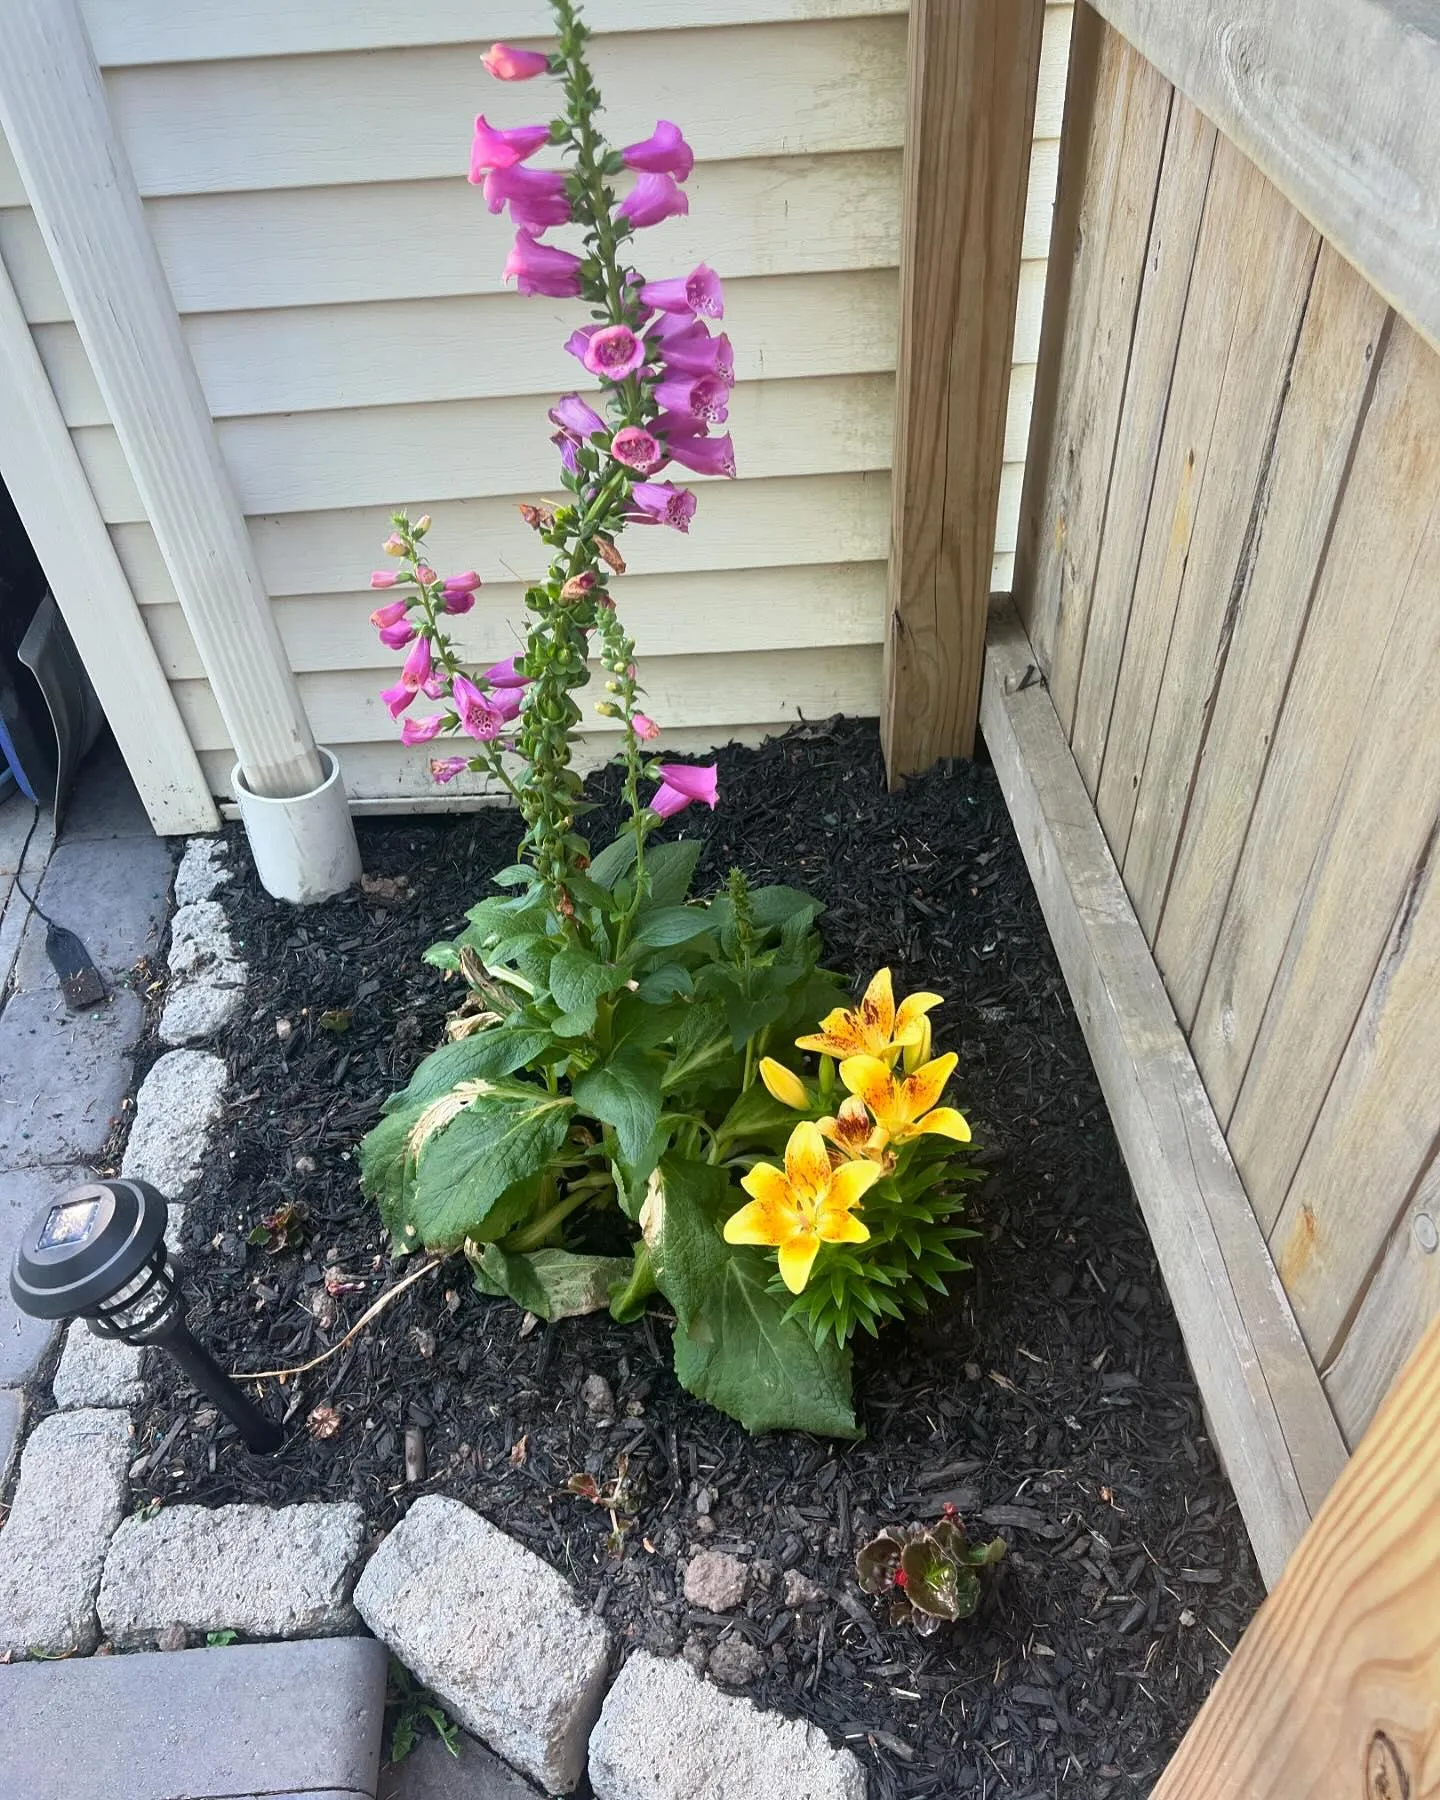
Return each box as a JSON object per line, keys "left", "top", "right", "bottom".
{"left": 882, "top": 0, "right": 1045, "bottom": 778}
{"left": 1153, "top": 247, "right": 1390, "bottom": 1028}
{"left": 981, "top": 598, "right": 1348, "bottom": 1588}
{"left": 1151, "top": 1313, "right": 1440, "bottom": 1800}
{"left": 1085, "top": 0, "right": 1440, "bottom": 358}
{"left": 1016, "top": 15, "right": 1171, "bottom": 700}
{"left": 1191, "top": 322, "right": 1440, "bottom": 1132}
{"left": 1323, "top": 1154, "right": 1440, "bottom": 1448}
{"left": 1110, "top": 156, "right": 1319, "bottom": 923}
{"left": 1066, "top": 96, "right": 1215, "bottom": 793}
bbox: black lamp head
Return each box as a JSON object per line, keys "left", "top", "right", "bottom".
{"left": 10, "top": 1176, "right": 178, "bottom": 1341}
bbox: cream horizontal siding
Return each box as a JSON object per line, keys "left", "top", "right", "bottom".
{"left": 0, "top": 1, "right": 1069, "bottom": 806}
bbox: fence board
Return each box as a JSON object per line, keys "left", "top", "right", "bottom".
{"left": 1067, "top": 96, "right": 1215, "bottom": 794}
{"left": 1153, "top": 248, "right": 1390, "bottom": 1026}
{"left": 1191, "top": 322, "right": 1440, "bottom": 1134}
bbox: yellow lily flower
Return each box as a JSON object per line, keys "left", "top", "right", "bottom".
{"left": 723, "top": 1120, "right": 880, "bottom": 1294}
{"left": 839, "top": 1052, "right": 972, "bottom": 1148}
{"left": 758, "top": 1056, "right": 809, "bottom": 1111}
{"left": 796, "top": 967, "right": 943, "bottom": 1062}
{"left": 817, "top": 1095, "right": 892, "bottom": 1167}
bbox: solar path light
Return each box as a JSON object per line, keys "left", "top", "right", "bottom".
{"left": 9, "top": 1176, "right": 283, "bottom": 1453}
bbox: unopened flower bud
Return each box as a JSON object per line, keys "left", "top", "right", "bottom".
{"left": 594, "top": 700, "right": 621, "bottom": 718}
{"left": 414, "top": 514, "right": 432, "bottom": 535}
{"left": 382, "top": 532, "right": 406, "bottom": 556}
{"left": 605, "top": 680, "right": 621, "bottom": 694}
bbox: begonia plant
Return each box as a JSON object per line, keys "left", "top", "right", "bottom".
{"left": 358, "top": 0, "right": 979, "bottom": 1436}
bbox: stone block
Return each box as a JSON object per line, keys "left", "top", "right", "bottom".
{"left": 355, "top": 1495, "right": 612, "bottom": 1795}
{"left": 380, "top": 1732, "right": 542, "bottom": 1800}
{"left": 99, "top": 1500, "right": 364, "bottom": 1647}
{"left": 0, "top": 1635, "right": 387, "bottom": 1800}
{"left": 0, "top": 987, "right": 143, "bottom": 1168}
{"left": 12, "top": 833, "right": 172, "bottom": 992}
{"left": 0, "top": 1164, "right": 92, "bottom": 1384}
{"left": 174, "top": 835, "right": 233, "bottom": 905}
{"left": 121, "top": 1047, "right": 227, "bottom": 1202}
{"left": 52, "top": 1322, "right": 145, "bottom": 1409}
{"left": 160, "top": 971, "right": 247, "bottom": 1044}
{"left": 588, "top": 1651, "right": 867, "bottom": 1800}
{"left": 0, "top": 1407, "right": 132, "bottom": 1656}
{"left": 0, "top": 1386, "right": 22, "bottom": 1488}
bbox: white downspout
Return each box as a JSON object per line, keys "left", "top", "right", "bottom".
{"left": 0, "top": 0, "right": 361, "bottom": 903}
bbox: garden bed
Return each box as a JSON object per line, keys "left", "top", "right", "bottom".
{"left": 130, "top": 718, "right": 1260, "bottom": 1798}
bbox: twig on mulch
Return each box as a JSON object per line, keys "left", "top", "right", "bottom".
{"left": 241, "top": 1255, "right": 443, "bottom": 1382}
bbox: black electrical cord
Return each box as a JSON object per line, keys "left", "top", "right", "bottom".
{"left": 8, "top": 800, "right": 107, "bottom": 1009}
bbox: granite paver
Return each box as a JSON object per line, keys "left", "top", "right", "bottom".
{"left": 0, "top": 986, "right": 143, "bottom": 1168}
{"left": 11, "top": 832, "right": 172, "bottom": 993}
{"left": 380, "top": 1732, "right": 541, "bottom": 1800}
{"left": 0, "top": 1163, "right": 92, "bottom": 1383}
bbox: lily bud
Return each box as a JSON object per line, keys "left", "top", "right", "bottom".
{"left": 759, "top": 1058, "right": 808, "bottom": 1111}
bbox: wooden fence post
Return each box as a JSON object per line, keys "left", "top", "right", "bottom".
{"left": 1152, "top": 1310, "right": 1440, "bottom": 1798}
{"left": 881, "top": 0, "right": 1045, "bottom": 784}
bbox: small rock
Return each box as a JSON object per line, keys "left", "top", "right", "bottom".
{"left": 680, "top": 1632, "right": 710, "bottom": 1673}
{"left": 707, "top": 1637, "right": 764, "bottom": 1688}
{"left": 156, "top": 1622, "right": 190, "bottom": 1651}
{"left": 174, "top": 838, "right": 232, "bottom": 906}
{"left": 782, "top": 1568, "right": 826, "bottom": 1609}
{"left": 121, "top": 1049, "right": 226, "bottom": 1203}
{"left": 581, "top": 1373, "right": 616, "bottom": 1420}
{"left": 682, "top": 1549, "right": 747, "bottom": 1612}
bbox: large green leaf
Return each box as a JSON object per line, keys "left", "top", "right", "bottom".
{"left": 641, "top": 841, "right": 702, "bottom": 908}
{"left": 548, "top": 947, "right": 628, "bottom": 1033}
{"left": 572, "top": 1049, "right": 664, "bottom": 1167}
{"left": 408, "top": 1090, "right": 574, "bottom": 1251}
{"left": 588, "top": 834, "right": 639, "bottom": 890}
{"left": 381, "top": 1025, "right": 555, "bottom": 1114}
{"left": 651, "top": 1158, "right": 859, "bottom": 1438}
{"left": 472, "top": 1245, "right": 634, "bottom": 1320}
{"left": 358, "top": 1103, "right": 423, "bottom": 1238}
{"left": 662, "top": 1001, "right": 737, "bottom": 1092}
{"left": 631, "top": 906, "right": 715, "bottom": 949}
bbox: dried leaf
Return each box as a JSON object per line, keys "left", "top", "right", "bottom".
{"left": 307, "top": 1405, "right": 341, "bottom": 1440}
{"left": 509, "top": 1434, "right": 529, "bottom": 1467}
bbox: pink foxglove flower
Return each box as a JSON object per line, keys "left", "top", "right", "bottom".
{"left": 621, "top": 121, "right": 694, "bottom": 182}
{"left": 549, "top": 392, "right": 605, "bottom": 439}
{"left": 382, "top": 532, "right": 406, "bottom": 555}
{"left": 370, "top": 598, "right": 409, "bottom": 629}
{"left": 610, "top": 426, "right": 664, "bottom": 473}
{"left": 649, "top": 760, "right": 719, "bottom": 817}
{"left": 444, "top": 570, "right": 481, "bottom": 594}
{"left": 503, "top": 230, "right": 583, "bottom": 297}
{"left": 442, "top": 589, "right": 476, "bottom": 615}
{"left": 654, "top": 371, "right": 729, "bottom": 424}
{"left": 663, "top": 330, "right": 734, "bottom": 385}
{"left": 381, "top": 680, "right": 416, "bottom": 719}
{"left": 482, "top": 43, "right": 551, "bottom": 80}
{"left": 640, "top": 263, "right": 723, "bottom": 318}
{"left": 561, "top": 571, "right": 598, "bottom": 600}
{"left": 634, "top": 714, "right": 661, "bottom": 740}
{"left": 414, "top": 565, "right": 437, "bottom": 585}
{"left": 616, "top": 172, "right": 688, "bottom": 229}
{"left": 400, "top": 634, "right": 434, "bottom": 691}
{"left": 482, "top": 656, "right": 529, "bottom": 689}
{"left": 400, "top": 714, "right": 445, "bottom": 745}
{"left": 370, "top": 570, "right": 400, "bottom": 589}
{"left": 563, "top": 324, "right": 598, "bottom": 362}
{"left": 553, "top": 432, "right": 581, "bottom": 475}
{"left": 628, "top": 481, "right": 698, "bottom": 532}
{"left": 452, "top": 674, "right": 511, "bottom": 741}
{"left": 665, "top": 431, "right": 737, "bottom": 479}
{"left": 378, "top": 620, "right": 418, "bottom": 650}
{"left": 581, "top": 324, "right": 647, "bottom": 381}
{"left": 484, "top": 164, "right": 572, "bottom": 232}
{"left": 431, "top": 756, "right": 471, "bottom": 783}
{"left": 468, "top": 117, "right": 552, "bottom": 180}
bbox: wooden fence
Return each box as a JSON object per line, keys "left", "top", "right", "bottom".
{"left": 889, "top": 0, "right": 1440, "bottom": 1583}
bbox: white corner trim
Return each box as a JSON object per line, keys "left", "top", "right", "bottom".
{"left": 0, "top": 256, "right": 217, "bottom": 835}
{"left": 0, "top": 0, "right": 328, "bottom": 804}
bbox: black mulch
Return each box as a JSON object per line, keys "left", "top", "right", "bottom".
{"left": 127, "top": 718, "right": 1261, "bottom": 1797}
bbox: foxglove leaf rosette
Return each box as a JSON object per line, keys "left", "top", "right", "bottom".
{"left": 469, "top": 117, "right": 552, "bottom": 178}
{"left": 647, "top": 759, "right": 718, "bottom": 818}
{"left": 622, "top": 120, "right": 694, "bottom": 181}
{"left": 482, "top": 43, "right": 551, "bottom": 80}
{"left": 503, "top": 230, "right": 582, "bottom": 297}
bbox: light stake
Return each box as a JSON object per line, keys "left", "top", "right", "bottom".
{"left": 9, "top": 1177, "right": 283, "bottom": 1453}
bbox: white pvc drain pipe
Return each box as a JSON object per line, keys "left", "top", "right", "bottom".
{"left": 232, "top": 748, "right": 362, "bottom": 905}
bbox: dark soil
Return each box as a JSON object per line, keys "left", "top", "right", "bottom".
{"left": 128, "top": 718, "right": 1261, "bottom": 1798}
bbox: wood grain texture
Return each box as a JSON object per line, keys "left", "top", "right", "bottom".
{"left": 1065, "top": 95, "right": 1216, "bottom": 793}
{"left": 1153, "top": 246, "right": 1390, "bottom": 1028}
{"left": 1151, "top": 1312, "right": 1440, "bottom": 1800}
{"left": 882, "top": 0, "right": 1045, "bottom": 779}
{"left": 1085, "top": 0, "right": 1440, "bottom": 357}
{"left": 1324, "top": 1155, "right": 1440, "bottom": 1447}
{"left": 1107, "top": 154, "right": 1319, "bottom": 920}
{"left": 982, "top": 599, "right": 1348, "bottom": 1587}
{"left": 1190, "top": 322, "right": 1440, "bottom": 1133}
{"left": 1015, "top": 16, "right": 1171, "bottom": 699}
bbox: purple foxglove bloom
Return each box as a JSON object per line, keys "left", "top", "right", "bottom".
{"left": 563, "top": 325, "right": 598, "bottom": 363}
{"left": 381, "top": 680, "right": 416, "bottom": 719}
{"left": 649, "top": 760, "right": 719, "bottom": 818}
{"left": 504, "top": 230, "right": 582, "bottom": 298}
{"left": 442, "top": 589, "right": 476, "bottom": 615}
{"left": 370, "top": 598, "right": 409, "bottom": 629}
{"left": 582, "top": 324, "right": 647, "bottom": 381}
{"left": 444, "top": 570, "right": 482, "bottom": 594}
{"left": 621, "top": 120, "right": 695, "bottom": 182}
{"left": 468, "top": 116, "right": 552, "bottom": 180}
{"left": 400, "top": 714, "right": 445, "bottom": 745}
{"left": 414, "top": 564, "right": 437, "bottom": 585}
{"left": 651, "top": 408, "right": 708, "bottom": 443}
{"left": 431, "top": 755, "right": 471, "bottom": 783}
{"left": 654, "top": 371, "right": 729, "bottom": 424}
{"left": 634, "top": 714, "right": 660, "bottom": 740}
{"left": 370, "top": 570, "right": 400, "bottom": 589}
{"left": 616, "top": 172, "right": 688, "bottom": 230}
{"left": 628, "top": 481, "right": 698, "bottom": 533}
{"left": 640, "top": 263, "right": 724, "bottom": 318}
{"left": 378, "top": 620, "right": 417, "bottom": 650}
{"left": 452, "top": 674, "right": 510, "bottom": 741}
{"left": 553, "top": 431, "right": 581, "bottom": 475}
{"left": 663, "top": 330, "right": 734, "bottom": 385}
{"left": 610, "top": 425, "right": 664, "bottom": 473}
{"left": 549, "top": 392, "right": 605, "bottom": 439}
{"left": 400, "top": 634, "right": 433, "bottom": 691}
{"left": 665, "top": 431, "right": 737, "bottom": 479}
{"left": 484, "top": 164, "right": 571, "bottom": 232}
{"left": 482, "top": 43, "right": 551, "bottom": 80}
{"left": 482, "top": 656, "right": 529, "bottom": 689}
